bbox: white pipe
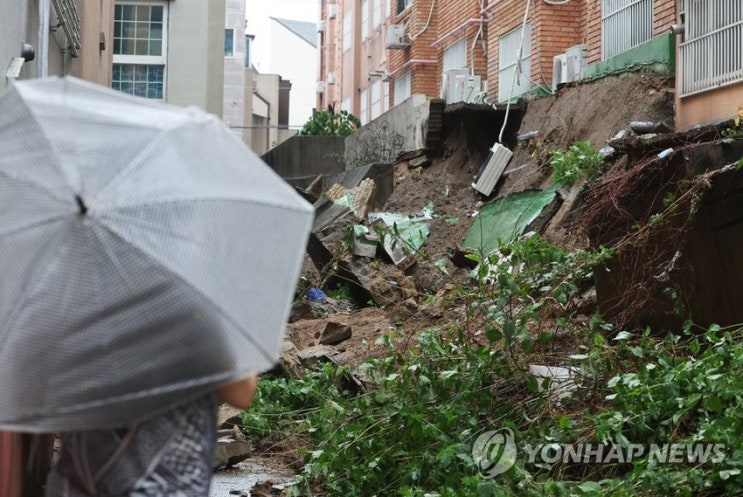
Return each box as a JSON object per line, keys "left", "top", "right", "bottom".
{"left": 498, "top": 0, "right": 531, "bottom": 144}
{"left": 37, "top": 0, "right": 51, "bottom": 77}
{"left": 409, "top": 0, "right": 436, "bottom": 41}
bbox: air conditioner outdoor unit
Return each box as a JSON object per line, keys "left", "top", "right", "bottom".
{"left": 316, "top": 81, "right": 326, "bottom": 93}
{"left": 565, "top": 44, "right": 587, "bottom": 80}
{"left": 552, "top": 45, "right": 587, "bottom": 90}
{"left": 327, "top": 72, "right": 336, "bottom": 84}
{"left": 385, "top": 24, "right": 409, "bottom": 49}
{"left": 317, "top": 20, "right": 325, "bottom": 32}
{"left": 442, "top": 70, "right": 481, "bottom": 103}
{"left": 328, "top": 3, "right": 337, "bottom": 19}
{"left": 441, "top": 69, "right": 467, "bottom": 100}
{"left": 552, "top": 53, "right": 568, "bottom": 90}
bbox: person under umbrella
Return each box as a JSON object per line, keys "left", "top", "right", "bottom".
{"left": 46, "top": 375, "right": 258, "bottom": 497}
{"left": 0, "top": 77, "right": 314, "bottom": 496}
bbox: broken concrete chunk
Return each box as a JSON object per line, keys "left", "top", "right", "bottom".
{"left": 214, "top": 432, "right": 252, "bottom": 469}
{"left": 297, "top": 345, "right": 339, "bottom": 368}
{"left": 408, "top": 155, "right": 431, "bottom": 168}
{"left": 319, "top": 321, "right": 353, "bottom": 345}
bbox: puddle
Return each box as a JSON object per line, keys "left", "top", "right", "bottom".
{"left": 210, "top": 457, "right": 296, "bottom": 496}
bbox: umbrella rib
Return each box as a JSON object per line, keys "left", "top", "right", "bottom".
{"left": 101, "top": 195, "right": 314, "bottom": 215}
{"left": 91, "top": 222, "right": 278, "bottom": 367}
{"left": 0, "top": 213, "right": 69, "bottom": 238}
{"left": 0, "top": 168, "right": 72, "bottom": 206}
{"left": 99, "top": 210, "right": 198, "bottom": 245}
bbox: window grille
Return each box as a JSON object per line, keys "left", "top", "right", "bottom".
{"left": 601, "top": 0, "right": 652, "bottom": 60}
{"left": 679, "top": 0, "right": 743, "bottom": 96}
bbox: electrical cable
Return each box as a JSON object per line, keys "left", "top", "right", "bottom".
{"left": 498, "top": 0, "right": 532, "bottom": 143}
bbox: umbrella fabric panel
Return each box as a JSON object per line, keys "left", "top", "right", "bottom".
{"left": 0, "top": 77, "right": 192, "bottom": 202}
{"left": 1, "top": 220, "right": 244, "bottom": 432}
{"left": 93, "top": 116, "right": 305, "bottom": 212}
{"left": 100, "top": 200, "right": 313, "bottom": 366}
{"left": 0, "top": 77, "right": 314, "bottom": 433}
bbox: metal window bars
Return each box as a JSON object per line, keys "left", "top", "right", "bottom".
{"left": 51, "top": 0, "right": 82, "bottom": 58}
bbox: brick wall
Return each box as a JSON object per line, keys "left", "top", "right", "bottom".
{"left": 653, "top": 0, "right": 677, "bottom": 36}
{"left": 388, "top": 0, "right": 439, "bottom": 101}
{"left": 586, "top": 0, "right": 677, "bottom": 63}
{"left": 436, "top": 0, "right": 487, "bottom": 91}
{"left": 486, "top": 0, "right": 583, "bottom": 101}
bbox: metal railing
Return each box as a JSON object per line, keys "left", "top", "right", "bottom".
{"left": 601, "top": 0, "right": 653, "bottom": 60}
{"left": 680, "top": 0, "right": 743, "bottom": 96}
{"left": 51, "top": 0, "right": 81, "bottom": 58}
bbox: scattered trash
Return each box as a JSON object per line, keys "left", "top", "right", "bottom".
{"left": 599, "top": 146, "right": 615, "bottom": 157}
{"left": 529, "top": 364, "right": 579, "bottom": 405}
{"left": 657, "top": 147, "right": 673, "bottom": 159}
{"left": 517, "top": 130, "right": 538, "bottom": 141}
{"left": 630, "top": 121, "right": 672, "bottom": 134}
{"left": 306, "top": 287, "right": 327, "bottom": 303}
{"left": 608, "top": 129, "right": 627, "bottom": 143}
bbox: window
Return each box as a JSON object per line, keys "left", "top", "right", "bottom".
{"left": 245, "top": 35, "right": 253, "bottom": 68}
{"left": 370, "top": 80, "right": 382, "bottom": 120}
{"left": 342, "top": 9, "right": 353, "bottom": 52}
{"left": 225, "top": 29, "right": 235, "bottom": 57}
{"left": 397, "top": 0, "right": 411, "bottom": 15}
{"left": 443, "top": 37, "right": 467, "bottom": 72}
{"left": 680, "top": 0, "right": 743, "bottom": 96}
{"left": 394, "top": 71, "right": 411, "bottom": 105}
{"left": 498, "top": 23, "right": 531, "bottom": 102}
{"left": 360, "top": 88, "right": 369, "bottom": 124}
{"left": 373, "top": 0, "right": 382, "bottom": 28}
{"left": 601, "top": 0, "right": 652, "bottom": 60}
{"left": 362, "top": 0, "right": 369, "bottom": 40}
{"left": 341, "top": 97, "right": 351, "bottom": 113}
{"left": 112, "top": 2, "right": 167, "bottom": 99}
{"left": 383, "top": 81, "right": 390, "bottom": 112}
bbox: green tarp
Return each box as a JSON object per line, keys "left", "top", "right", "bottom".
{"left": 463, "top": 186, "right": 558, "bottom": 255}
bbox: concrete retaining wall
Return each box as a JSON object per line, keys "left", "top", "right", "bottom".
{"left": 261, "top": 135, "right": 346, "bottom": 188}
{"left": 344, "top": 94, "right": 431, "bottom": 169}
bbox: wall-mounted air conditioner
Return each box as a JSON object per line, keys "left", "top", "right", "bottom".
{"left": 552, "top": 45, "right": 587, "bottom": 90}
{"left": 565, "top": 44, "right": 587, "bottom": 80}
{"left": 317, "top": 20, "right": 325, "bottom": 32}
{"left": 552, "top": 54, "right": 568, "bottom": 90}
{"left": 326, "top": 72, "right": 336, "bottom": 84}
{"left": 328, "top": 3, "right": 337, "bottom": 19}
{"left": 316, "top": 81, "right": 326, "bottom": 93}
{"left": 385, "top": 24, "right": 409, "bottom": 49}
{"left": 442, "top": 70, "right": 481, "bottom": 103}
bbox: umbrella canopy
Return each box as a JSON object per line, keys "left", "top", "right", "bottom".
{"left": 0, "top": 77, "right": 314, "bottom": 433}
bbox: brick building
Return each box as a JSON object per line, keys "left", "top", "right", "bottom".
{"left": 317, "top": 1, "right": 684, "bottom": 121}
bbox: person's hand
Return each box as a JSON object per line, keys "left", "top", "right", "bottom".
{"left": 217, "top": 374, "right": 258, "bottom": 410}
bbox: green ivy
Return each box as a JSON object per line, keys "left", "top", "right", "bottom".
{"left": 298, "top": 108, "right": 361, "bottom": 137}
{"left": 550, "top": 141, "right": 604, "bottom": 187}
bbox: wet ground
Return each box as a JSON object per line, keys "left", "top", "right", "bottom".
{"left": 210, "top": 457, "right": 296, "bottom": 497}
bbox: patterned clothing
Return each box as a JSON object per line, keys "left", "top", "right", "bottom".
{"left": 45, "top": 393, "right": 218, "bottom": 497}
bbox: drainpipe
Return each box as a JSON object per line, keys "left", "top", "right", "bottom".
{"left": 266, "top": 101, "right": 271, "bottom": 152}
{"left": 37, "top": 0, "right": 51, "bottom": 77}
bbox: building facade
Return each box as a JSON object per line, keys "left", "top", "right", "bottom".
{"left": 1, "top": 0, "right": 114, "bottom": 92}
{"left": 674, "top": 0, "right": 743, "bottom": 130}
{"left": 224, "top": 0, "right": 248, "bottom": 138}
{"left": 317, "top": 0, "right": 683, "bottom": 119}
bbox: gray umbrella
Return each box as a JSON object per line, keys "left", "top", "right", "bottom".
{"left": 0, "top": 76, "right": 313, "bottom": 433}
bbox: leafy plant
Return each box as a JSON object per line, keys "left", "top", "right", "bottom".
{"left": 241, "top": 235, "right": 743, "bottom": 496}
{"left": 550, "top": 140, "right": 604, "bottom": 186}
{"left": 298, "top": 107, "right": 361, "bottom": 137}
